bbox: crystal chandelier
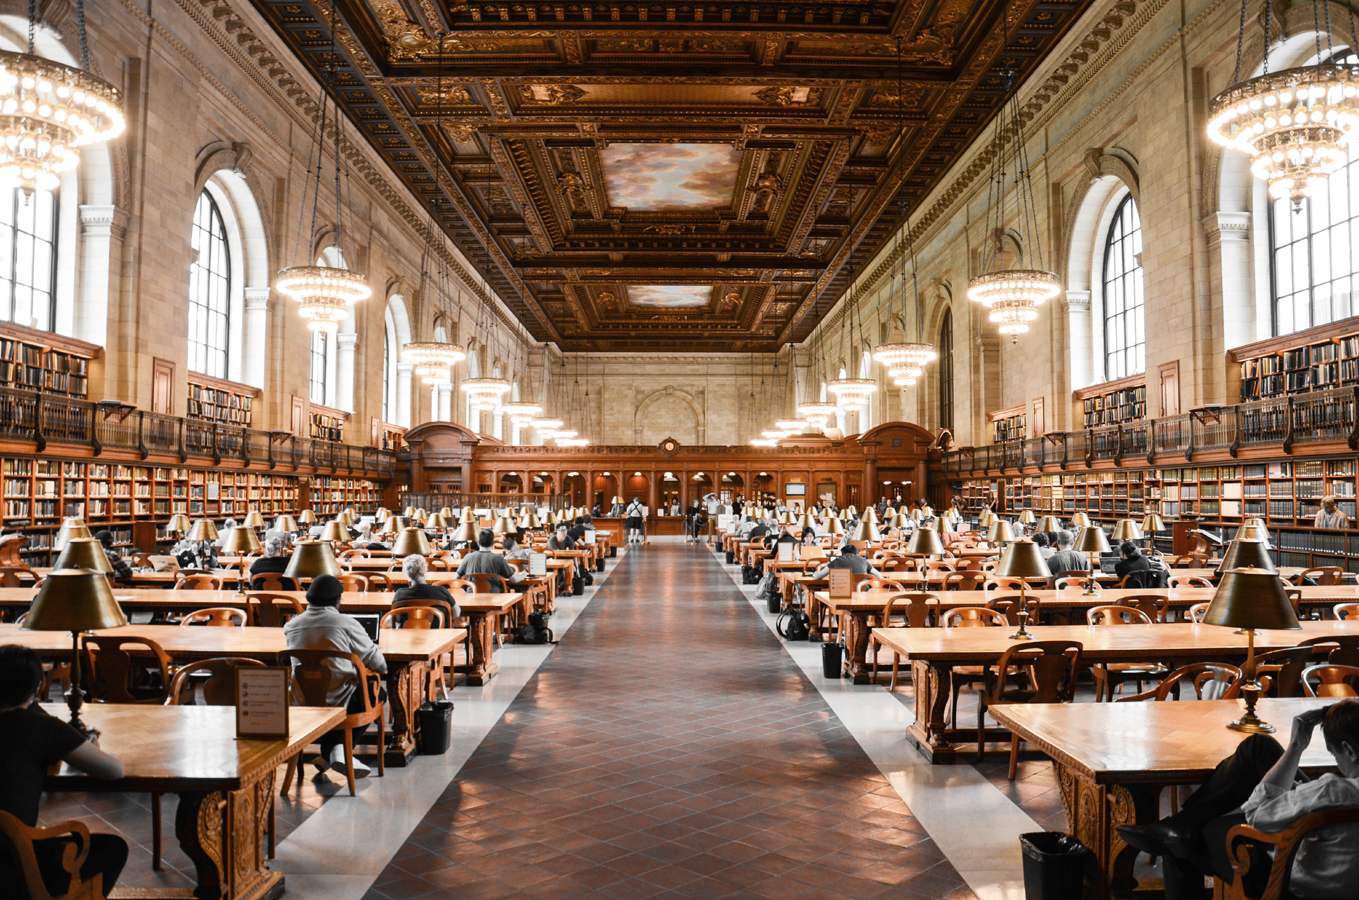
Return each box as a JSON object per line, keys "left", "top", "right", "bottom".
{"left": 551, "top": 429, "right": 578, "bottom": 441}
{"left": 1208, "top": 1, "right": 1359, "bottom": 206}
{"left": 826, "top": 378, "right": 877, "bottom": 410}
{"left": 761, "top": 429, "right": 790, "bottom": 440}
{"left": 967, "top": 27, "right": 1059, "bottom": 344}
{"left": 531, "top": 416, "right": 563, "bottom": 436}
{"left": 0, "top": 17, "right": 125, "bottom": 194}
{"left": 277, "top": 0, "right": 368, "bottom": 331}
{"left": 402, "top": 340, "right": 467, "bottom": 384}
{"left": 797, "top": 401, "right": 837, "bottom": 428}
{"left": 749, "top": 438, "right": 779, "bottom": 447}
{"left": 462, "top": 376, "right": 511, "bottom": 411}
{"left": 502, "top": 401, "right": 542, "bottom": 427}
{"left": 774, "top": 419, "right": 806, "bottom": 433}
{"left": 557, "top": 437, "right": 589, "bottom": 447}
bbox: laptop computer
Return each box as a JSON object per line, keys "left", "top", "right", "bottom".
{"left": 349, "top": 614, "right": 380, "bottom": 642}
{"left": 148, "top": 555, "right": 180, "bottom": 572}
{"left": 1099, "top": 554, "right": 1121, "bottom": 575}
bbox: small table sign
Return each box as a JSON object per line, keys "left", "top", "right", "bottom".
{"left": 236, "top": 667, "right": 290, "bottom": 740}
{"left": 777, "top": 542, "right": 794, "bottom": 562}
{"left": 529, "top": 552, "right": 547, "bottom": 576}
{"left": 828, "top": 568, "right": 853, "bottom": 599}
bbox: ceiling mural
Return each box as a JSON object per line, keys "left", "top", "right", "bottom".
{"left": 246, "top": 0, "right": 1098, "bottom": 351}
{"left": 600, "top": 144, "right": 742, "bottom": 212}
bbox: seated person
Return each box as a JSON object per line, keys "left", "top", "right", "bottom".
{"left": 580, "top": 515, "right": 596, "bottom": 533}
{"left": 568, "top": 518, "right": 590, "bottom": 545}
{"left": 456, "top": 529, "right": 526, "bottom": 593}
{"left": 0, "top": 645, "right": 128, "bottom": 898}
{"left": 799, "top": 527, "right": 817, "bottom": 546}
{"left": 352, "top": 522, "right": 387, "bottom": 552}
{"left": 1032, "top": 532, "right": 1054, "bottom": 560}
{"left": 283, "top": 575, "right": 387, "bottom": 777}
{"left": 746, "top": 518, "right": 770, "bottom": 541}
{"left": 547, "top": 524, "right": 578, "bottom": 550}
{"left": 1118, "top": 700, "right": 1359, "bottom": 900}
{"left": 1315, "top": 496, "right": 1351, "bottom": 530}
{"left": 394, "top": 555, "right": 464, "bottom": 610}
{"left": 1114, "top": 540, "right": 1152, "bottom": 579}
{"left": 1046, "top": 530, "right": 1090, "bottom": 578}
{"left": 811, "top": 542, "right": 880, "bottom": 579}
{"left": 213, "top": 519, "right": 237, "bottom": 548}
{"left": 171, "top": 536, "right": 218, "bottom": 571}
{"left": 250, "top": 537, "right": 291, "bottom": 578}
{"left": 93, "top": 530, "right": 132, "bottom": 581}
{"left": 502, "top": 535, "right": 531, "bottom": 562}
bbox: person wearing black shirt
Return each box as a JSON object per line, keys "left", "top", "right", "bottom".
{"left": 250, "top": 537, "right": 292, "bottom": 578}
{"left": 1114, "top": 540, "right": 1153, "bottom": 580}
{"left": 393, "top": 555, "right": 463, "bottom": 615}
{"left": 567, "top": 519, "right": 588, "bottom": 544}
{"left": 92, "top": 530, "right": 133, "bottom": 581}
{"left": 547, "top": 524, "right": 578, "bottom": 550}
{"left": 0, "top": 645, "right": 128, "bottom": 899}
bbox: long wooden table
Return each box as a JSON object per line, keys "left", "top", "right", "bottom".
{"left": 43, "top": 703, "right": 344, "bottom": 900}
{"left": 990, "top": 698, "right": 1339, "bottom": 899}
{"left": 871, "top": 620, "right": 1359, "bottom": 763}
{"left": 5, "top": 624, "right": 462, "bottom": 765}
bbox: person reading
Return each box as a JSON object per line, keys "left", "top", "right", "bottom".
{"left": 1118, "top": 700, "right": 1359, "bottom": 900}
{"left": 456, "top": 529, "right": 525, "bottom": 593}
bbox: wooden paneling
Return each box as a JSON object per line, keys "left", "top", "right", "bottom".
{"left": 151, "top": 358, "right": 174, "bottom": 415}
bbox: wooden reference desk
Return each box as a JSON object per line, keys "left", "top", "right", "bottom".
{"left": 871, "top": 620, "right": 1359, "bottom": 763}
{"left": 43, "top": 703, "right": 344, "bottom": 900}
{"left": 4, "top": 624, "right": 462, "bottom": 765}
{"left": 990, "top": 698, "right": 1338, "bottom": 899}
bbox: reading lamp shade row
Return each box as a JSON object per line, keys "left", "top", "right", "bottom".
{"left": 319, "top": 521, "right": 349, "bottom": 543}
{"left": 995, "top": 539, "right": 1050, "bottom": 579}
{"left": 282, "top": 540, "right": 342, "bottom": 580}
{"left": 1215, "top": 539, "right": 1276, "bottom": 575}
{"left": 221, "top": 526, "right": 263, "bottom": 555}
{"left": 391, "top": 527, "right": 433, "bottom": 557}
{"left": 1203, "top": 567, "right": 1301, "bottom": 632}
{"left": 55, "top": 518, "right": 92, "bottom": 551}
{"left": 1036, "top": 515, "right": 1063, "bottom": 534}
{"left": 53, "top": 538, "right": 113, "bottom": 575}
{"left": 22, "top": 569, "right": 129, "bottom": 632}
{"left": 188, "top": 520, "right": 219, "bottom": 543}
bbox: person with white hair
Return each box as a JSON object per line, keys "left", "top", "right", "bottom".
{"left": 392, "top": 554, "right": 463, "bottom": 611}
{"left": 353, "top": 521, "right": 387, "bottom": 551}
{"left": 249, "top": 536, "right": 292, "bottom": 579}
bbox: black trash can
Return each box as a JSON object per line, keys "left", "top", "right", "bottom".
{"left": 725, "top": 550, "right": 735, "bottom": 564}
{"left": 416, "top": 700, "right": 454, "bottom": 755}
{"left": 766, "top": 592, "right": 781, "bottom": 614}
{"left": 596, "top": 557, "right": 605, "bottom": 572}
{"left": 821, "top": 642, "right": 843, "bottom": 678}
{"left": 1019, "top": 832, "right": 1091, "bottom": 899}
{"left": 609, "top": 546, "right": 617, "bottom": 558}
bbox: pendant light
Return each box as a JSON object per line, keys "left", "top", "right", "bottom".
{"left": 1208, "top": 0, "right": 1359, "bottom": 207}
{"left": 826, "top": 244, "right": 877, "bottom": 411}
{"left": 0, "top": 0, "right": 125, "bottom": 192}
{"left": 461, "top": 271, "right": 511, "bottom": 410}
{"left": 501, "top": 331, "right": 542, "bottom": 428}
{"left": 967, "top": 5, "right": 1060, "bottom": 342}
{"left": 277, "top": 0, "right": 371, "bottom": 330}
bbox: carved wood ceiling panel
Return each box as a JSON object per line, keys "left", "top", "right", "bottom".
{"left": 247, "top": 0, "right": 1093, "bottom": 351}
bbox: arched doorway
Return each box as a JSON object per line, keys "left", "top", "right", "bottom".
{"left": 720, "top": 472, "right": 744, "bottom": 503}
{"left": 659, "top": 471, "right": 681, "bottom": 515}
{"left": 562, "top": 472, "right": 587, "bottom": 507}
{"left": 622, "top": 472, "right": 650, "bottom": 508}
{"left": 753, "top": 472, "right": 776, "bottom": 509}
{"left": 498, "top": 473, "right": 524, "bottom": 494}
{"left": 531, "top": 472, "right": 555, "bottom": 500}
{"left": 592, "top": 472, "right": 619, "bottom": 511}
{"left": 691, "top": 471, "right": 714, "bottom": 507}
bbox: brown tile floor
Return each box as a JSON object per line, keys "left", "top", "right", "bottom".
{"left": 364, "top": 544, "right": 978, "bottom": 900}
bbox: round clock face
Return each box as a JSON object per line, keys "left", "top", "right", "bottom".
{"left": 662, "top": 440, "right": 677, "bottom": 453}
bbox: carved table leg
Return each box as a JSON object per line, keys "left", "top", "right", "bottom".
{"left": 844, "top": 612, "right": 872, "bottom": 684}
{"left": 176, "top": 791, "right": 227, "bottom": 900}
{"left": 806, "top": 591, "right": 823, "bottom": 641}
{"left": 905, "top": 661, "right": 957, "bottom": 761}
{"left": 383, "top": 660, "right": 426, "bottom": 766}
{"left": 1053, "top": 762, "right": 1162, "bottom": 900}
{"left": 458, "top": 610, "right": 499, "bottom": 686}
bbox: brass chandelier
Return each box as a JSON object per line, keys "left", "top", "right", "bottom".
{"left": 1207, "top": 0, "right": 1359, "bottom": 207}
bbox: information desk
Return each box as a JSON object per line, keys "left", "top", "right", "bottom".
{"left": 989, "top": 698, "right": 1339, "bottom": 899}
{"left": 870, "top": 620, "right": 1359, "bottom": 763}
{"left": 4, "top": 624, "right": 462, "bottom": 764}
{"left": 40, "top": 702, "right": 344, "bottom": 900}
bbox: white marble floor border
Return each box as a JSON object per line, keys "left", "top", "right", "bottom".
{"left": 274, "top": 549, "right": 628, "bottom": 900}
{"left": 713, "top": 547, "right": 1036, "bottom": 900}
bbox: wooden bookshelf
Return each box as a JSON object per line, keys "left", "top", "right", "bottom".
{"left": 186, "top": 374, "right": 258, "bottom": 427}
{"left": 0, "top": 322, "right": 100, "bottom": 398}
{"left": 1232, "top": 317, "right": 1359, "bottom": 401}
{"left": 1076, "top": 375, "right": 1147, "bottom": 428}
{"left": 308, "top": 474, "right": 383, "bottom": 517}
{"left": 310, "top": 404, "right": 347, "bottom": 442}
{"left": 988, "top": 406, "right": 1026, "bottom": 444}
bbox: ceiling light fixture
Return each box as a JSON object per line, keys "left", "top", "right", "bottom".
{"left": 1208, "top": 0, "right": 1359, "bottom": 207}
{"left": 797, "top": 401, "right": 837, "bottom": 428}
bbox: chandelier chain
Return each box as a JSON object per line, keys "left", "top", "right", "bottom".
{"left": 75, "top": 0, "right": 90, "bottom": 72}
{"left": 1233, "top": 0, "right": 1248, "bottom": 83}
{"left": 26, "top": 0, "right": 34, "bottom": 55}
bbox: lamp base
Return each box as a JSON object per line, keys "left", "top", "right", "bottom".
{"left": 1008, "top": 626, "right": 1036, "bottom": 640}
{"left": 1226, "top": 683, "right": 1274, "bottom": 734}
{"left": 1082, "top": 581, "right": 1101, "bottom": 596}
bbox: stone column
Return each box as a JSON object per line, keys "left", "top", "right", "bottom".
{"left": 1204, "top": 211, "right": 1253, "bottom": 404}
{"left": 396, "top": 362, "right": 413, "bottom": 427}
{"left": 243, "top": 288, "right": 271, "bottom": 389}
{"left": 437, "top": 382, "right": 454, "bottom": 422}
{"left": 1064, "top": 290, "right": 1093, "bottom": 395}
{"left": 76, "top": 205, "right": 120, "bottom": 345}
{"left": 336, "top": 332, "right": 358, "bottom": 412}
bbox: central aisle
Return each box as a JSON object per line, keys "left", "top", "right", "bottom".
{"left": 366, "top": 544, "right": 976, "bottom": 900}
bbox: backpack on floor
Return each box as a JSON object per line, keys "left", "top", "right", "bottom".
{"left": 514, "top": 611, "right": 556, "bottom": 645}
{"left": 725, "top": 550, "right": 736, "bottom": 564}
{"left": 777, "top": 609, "right": 810, "bottom": 641}
{"left": 755, "top": 570, "right": 777, "bottom": 599}
{"left": 742, "top": 565, "right": 761, "bottom": 585}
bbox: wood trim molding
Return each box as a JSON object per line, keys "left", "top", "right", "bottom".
{"left": 186, "top": 372, "right": 261, "bottom": 398}
{"left": 1228, "top": 316, "right": 1359, "bottom": 363}
{"left": 0, "top": 321, "right": 103, "bottom": 358}
{"left": 987, "top": 405, "right": 1026, "bottom": 422}
{"left": 1073, "top": 373, "right": 1147, "bottom": 400}
{"left": 308, "top": 402, "right": 350, "bottom": 420}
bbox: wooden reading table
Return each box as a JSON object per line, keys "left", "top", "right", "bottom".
{"left": 989, "top": 698, "right": 1339, "bottom": 899}
{"left": 42, "top": 703, "right": 344, "bottom": 900}
{"left": 871, "top": 620, "right": 1359, "bottom": 763}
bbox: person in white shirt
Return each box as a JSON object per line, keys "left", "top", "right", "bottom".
{"left": 703, "top": 493, "right": 722, "bottom": 544}
{"left": 625, "top": 497, "right": 647, "bottom": 545}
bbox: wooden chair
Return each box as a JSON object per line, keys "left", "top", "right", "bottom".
{"left": 365, "top": 572, "right": 394, "bottom": 592}
{"left": 0, "top": 809, "right": 108, "bottom": 900}
{"left": 338, "top": 548, "right": 371, "bottom": 560}
{"left": 178, "top": 607, "right": 247, "bottom": 627}
{"left": 466, "top": 573, "right": 509, "bottom": 593}
{"left": 857, "top": 578, "right": 902, "bottom": 593}
{"left": 381, "top": 606, "right": 450, "bottom": 698}
{"left": 392, "top": 597, "right": 469, "bottom": 669}
{"left": 172, "top": 574, "right": 223, "bottom": 591}
{"left": 337, "top": 573, "right": 368, "bottom": 593}
{"left": 986, "top": 593, "right": 1040, "bottom": 627}
{"left": 1115, "top": 662, "right": 1243, "bottom": 703}
{"left": 1296, "top": 634, "right": 1359, "bottom": 667}
{"left": 1254, "top": 645, "right": 1316, "bottom": 698}
{"left": 1298, "top": 566, "right": 1344, "bottom": 585}
{"left": 0, "top": 565, "right": 34, "bottom": 587}
{"left": 942, "top": 607, "right": 1008, "bottom": 727}
{"left": 1086, "top": 606, "right": 1168, "bottom": 701}
{"left": 1335, "top": 602, "right": 1359, "bottom": 621}
{"left": 279, "top": 649, "right": 386, "bottom": 796}
{"left": 1168, "top": 574, "right": 1213, "bottom": 589}
{"left": 1189, "top": 602, "right": 1210, "bottom": 623}
{"left": 427, "top": 557, "right": 456, "bottom": 572}
{"left": 245, "top": 593, "right": 304, "bottom": 627}
{"left": 1219, "top": 807, "right": 1359, "bottom": 900}
{"left": 1170, "top": 554, "right": 1203, "bottom": 568}
{"left": 945, "top": 570, "right": 987, "bottom": 592}
{"left": 1301, "top": 663, "right": 1359, "bottom": 698}
{"left": 1052, "top": 575, "right": 1090, "bottom": 591}
{"left": 976, "top": 640, "right": 1084, "bottom": 779}
{"left": 870, "top": 592, "right": 935, "bottom": 690}
{"left": 83, "top": 635, "right": 173, "bottom": 704}
{"left": 983, "top": 577, "right": 1027, "bottom": 593}
{"left": 130, "top": 552, "right": 154, "bottom": 569}
{"left": 1117, "top": 593, "right": 1171, "bottom": 623}
{"left": 251, "top": 572, "right": 299, "bottom": 592}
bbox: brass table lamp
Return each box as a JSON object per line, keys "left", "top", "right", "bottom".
{"left": 1111, "top": 519, "right": 1143, "bottom": 542}
{"left": 890, "top": 512, "right": 911, "bottom": 529}
{"left": 492, "top": 515, "right": 517, "bottom": 535}
{"left": 242, "top": 510, "right": 266, "bottom": 530}
{"left": 319, "top": 520, "right": 349, "bottom": 543}
{"left": 1074, "top": 526, "right": 1111, "bottom": 595}
{"left": 823, "top": 516, "right": 845, "bottom": 536}
{"left": 22, "top": 569, "right": 128, "bottom": 737}
{"left": 1036, "top": 515, "right": 1062, "bottom": 534}
{"left": 1202, "top": 567, "right": 1301, "bottom": 733}
{"left": 298, "top": 509, "right": 318, "bottom": 526}
{"left": 996, "top": 539, "right": 1048, "bottom": 639}
{"left": 221, "top": 526, "right": 263, "bottom": 596}
{"left": 53, "top": 538, "right": 113, "bottom": 575}
{"left": 188, "top": 520, "right": 219, "bottom": 544}
{"left": 1215, "top": 538, "right": 1276, "bottom": 576}
{"left": 166, "top": 513, "right": 192, "bottom": 541}
{"left": 425, "top": 512, "right": 449, "bottom": 531}
{"left": 460, "top": 508, "right": 477, "bottom": 524}
{"left": 1234, "top": 521, "right": 1271, "bottom": 544}
{"left": 391, "top": 527, "right": 434, "bottom": 558}
{"left": 1018, "top": 510, "right": 1036, "bottom": 525}
{"left": 849, "top": 519, "right": 880, "bottom": 543}
{"left": 1070, "top": 511, "right": 1091, "bottom": 529}
{"left": 54, "top": 518, "right": 92, "bottom": 552}
{"left": 519, "top": 510, "right": 543, "bottom": 531}
{"left": 274, "top": 514, "right": 299, "bottom": 535}
{"left": 283, "top": 540, "right": 342, "bottom": 580}
{"left": 987, "top": 520, "right": 1015, "bottom": 546}
{"left": 450, "top": 522, "right": 479, "bottom": 545}
{"left": 905, "top": 526, "right": 945, "bottom": 558}
{"left": 862, "top": 507, "right": 879, "bottom": 524}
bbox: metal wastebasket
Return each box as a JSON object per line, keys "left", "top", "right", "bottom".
{"left": 416, "top": 700, "right": 454, "bottom": 755}
{"left": 821, "top": 642, "right": 843, "bottom": 678}
{"left": 1019, "top": 832, "right": 1090, "bottom": 899}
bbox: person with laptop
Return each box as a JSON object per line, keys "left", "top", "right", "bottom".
{"left": 1114, "top": 540, "right": 1153, "bottom": 580}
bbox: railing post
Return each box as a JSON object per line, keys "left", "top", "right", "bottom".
{"left": 1348, "top": 387, "right": 1359, "bottom": 451}
{"left": 177, "top": 417, "right": 188, "bottom": 463}
{"left": 1084, "top": 430, "right": 1094, "bottom": 468}
{"left": 1145, "top": 419, "right": 1156, "bottom": 465}
{"left": 1186, "top": 413, "right": 1196, "bottom": 462}
{"left": 32, "top": 391, "right": 45, "bottom": 453}
{"left": 1230, "top": 404, "right": 1243, "bottom": 458}
{"left": 1283, "top": 396, "right": 1296, "bottom": 455}
{"left": 1114, "top": 423, "right": 1124, "bottom": 466}
{"left": 210, "top": 423, "right": 222, "bottom": 466}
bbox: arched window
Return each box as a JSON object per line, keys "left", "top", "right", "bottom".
{"left": 308, "top": 247, "right": 346, "bottom": 408}
{"left": 1102, "top": 194, "right": 1145, "bottom": 380}
{"left": 0, "top": 187, "right": 58, "bottom": 332}
{"left": 1271, "top": 51, "right": 1359, "bottom": 336}
{"left": 310, "top": 330, "right": 328, "bottom": 406}
{"left": 187, "top": 191, "right": 231, "bottom": 378}
{"left": 938, "top": 309, "right": 954, "bottom": 432}
{"left": 382, "top": 318, "right": 391, "bottom": 423}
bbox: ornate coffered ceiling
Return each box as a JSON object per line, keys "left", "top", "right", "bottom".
{"left": 246, "top": 0, "right": 1094, "bottom": 351}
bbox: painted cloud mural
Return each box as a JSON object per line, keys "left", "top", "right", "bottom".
{"left": 601, "top": 143, "right": 741, "bottom": 210}
{"left": 628, "top": 285, "right": 711, "bottom": 308}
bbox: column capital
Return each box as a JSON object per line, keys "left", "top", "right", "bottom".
{"left": 78, "top": 204, "right": 127, "bottom": 238}
{"left": 437, "top": 381, "right": 455, "bottom": 398}
{"left": 1203, "top": 211, "right": 1252, "bottom": 245}
{"left": 396, "top": 361, "right": 414, "bottom": 375}
{"left": 244, "top": 287, "right": 272, "bottom": 310}
{"left": 1063, "top": 289, "right": 1092, "bottom": 313}
{"left": 336, "top": 332, "right": 359, "bottom": 350}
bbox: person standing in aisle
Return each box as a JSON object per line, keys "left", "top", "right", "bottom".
{"left": 625, "top": 497, "right": 646, "bottom": 546}
{"left": 704, "top": 492, "right": 722, "bottom": 545}
{"left": 1315, "top": 496, "right": 1351, "bottom": 529}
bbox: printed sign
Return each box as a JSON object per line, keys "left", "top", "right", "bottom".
{"left": 828, "top": 568, "right": 853, "bottom": 599}
{"left": 236, "top": 667, "right": 289, "bottom": 739}
{"left": 777, "top": 542, "right": 794, "bottom": 561}
{"left": 529, "top": 553, "right": 547, "bottom": 576}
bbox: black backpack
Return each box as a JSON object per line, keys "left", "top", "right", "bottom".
{"left": 1124, "top": 568, "right": 1169, "bottom": 589}
{"left": 514, "top": 611, "right": 555, "bottom": 644}
{"left": 777, "top": 609, "right": 810, "bottom": 641}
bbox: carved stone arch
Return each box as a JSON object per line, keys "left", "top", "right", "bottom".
{"left": 1059, "top": 148, "right": 1140, "bottom": 284}
{"left": 633, "top": 386, "right": 704, "bottom": 446}
{"left": 310, "top": 227, "right": 341, "bottom": 264}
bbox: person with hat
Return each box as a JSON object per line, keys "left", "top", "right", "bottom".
{"left": 283, "top": 574, "right": 387, "bottom": 778}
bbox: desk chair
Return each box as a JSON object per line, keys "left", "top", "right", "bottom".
{"left": 1336, "top": 602, "right": 1359, "bottom": 621}
{"left": 0, "top": 809, "right": 108, "bottom": 900}
{"left": 1296, "top": 634, "right": 1359, "bottom": 667}
{"left": 941, "top": 608, "right": 1009, "bottom": 727}
{"left": 871, "top": 592, "right": 934, "bottom": 690}
{"left": 250, "top": 573, "right": 299, "bottom": 592}
{"left": 172, "top": 574, "right": 223, "bottom": 591}
{"left": 1254, "top": 645, "right": 1316, "bottom": 698}
{"left": 1168, "top": 574, "right": 1213, "bottom": 589}
{"left": 1297, "top": 566, "right": 1344, "bottom": 585}
{"left": 976, "top": 640, "right": 1084, "bottom": 779}
{"left": 337, "top": 573, "right": 368, "bottom": 593}
{"left": 1086, "top": 606, "right": 1168, "bottom": 701}
{"left": 1301, "top": 664, "right": 1359, "bottom": 698}
{"left": 381, "top": 606, "right": 449, "bottom": 699}
{"left": 1220, "top": 808, "right": 1359, "bottom": 900}
{"left": 245, "top": 593, "right": 304, "bottom": 627}
{"left": 279, "top": 650, "right": 385, "bottom": 797}
{"left": 178, "top": 608, "right": 247, "bottom": 627}
{"left": 1117, "top": 593, "right": 1171, "bottom": 624}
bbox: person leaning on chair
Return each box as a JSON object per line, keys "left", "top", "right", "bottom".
{"left": 0, "top": 644, "right": 129, "bottom": 899}
{"left": 283, "top": 575, "right": 388, "bottom": 778}
{"left": 456, "top": 529, "right": 526, "bottom": 593}
{"left": 1118, "top": 699, "right": 1359, "bottom": 900}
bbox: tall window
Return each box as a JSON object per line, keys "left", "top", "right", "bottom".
{"left": 0, "top": 187, "right": 58, "bottom": 331}
{"left": 1271, "top": 51, "right": 1359, "bottom": 336}
{"left": 187, "top": 191, "right": 231, "bottom": 378}
{"left": 938, "top": 309, "right": 954, "bottom": 432}
{"left": 382, "top": 326, "right": 391, "bottom": 422}
{"left": 310, "top": 330, "right": 327, "bottom": 406}
{"left": 1102, "top": 194, "right": 1145, "bottom": 380}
